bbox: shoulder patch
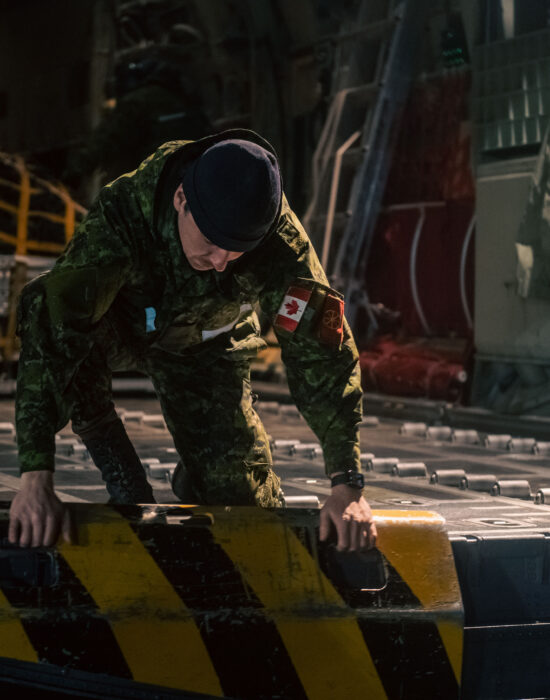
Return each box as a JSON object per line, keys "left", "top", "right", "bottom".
{"left": 318, "top": 292, "right": 344, "bottom": 347}
{"left": 273, "top": 285, "right": 312, "bottom": 334}
{"left": 272, "top": 278, "right": 345, "bottom": 348}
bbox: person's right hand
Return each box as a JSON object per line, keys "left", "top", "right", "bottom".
{"left": 9, "top": 471, "right": 73, "bottom": 547}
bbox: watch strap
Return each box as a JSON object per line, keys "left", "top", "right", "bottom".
{"left": 330, "top": 470, "right": 364, "bottom": 489}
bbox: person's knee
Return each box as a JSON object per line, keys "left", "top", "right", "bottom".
{"left": 193, "top": 463, "right": 281, "bottom": 507}
{"left": 171, "top": 461, "right": 202, "bottom": 504}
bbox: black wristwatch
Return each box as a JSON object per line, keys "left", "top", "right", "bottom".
{"left": 330, "top": 470, "right": 364, "bottom": 489}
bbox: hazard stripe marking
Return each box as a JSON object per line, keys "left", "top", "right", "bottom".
{"left": 0, "top": 588, "right": 37, "bottom": 663}
{"left": 377, "top": 561, "right": 458, "bottom": 698}
{"left": 59, "top": 506, "right": 222, "bottom": 696}
{"left": 357, "top": 618, "right": 459, "bottom": 699}
{"left": 209, "top": 507, "right": 388, "bottom": 700}
{"left": 0, "top": 505, "right": 463, "bottom": 698}
{"left": 289, "top": 524, "right": 458, "bottom": 699}
{"left": 374, "top": 510, "right": 463, "bottom": 685}
{"left": 1, "top": 556, "right": 132, "bottom": 677}
{"left": 436, "top": 619, "right": 464, "bottom": 686}
{"left": 131, "top": 520, "right": 309, "bottom": 700}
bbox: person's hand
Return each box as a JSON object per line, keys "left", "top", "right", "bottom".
{"left": 9, "top": 471, "right": 73, "bottom": 547}
{"left": 320, "top": 483, "right": 377, "bottom": 551}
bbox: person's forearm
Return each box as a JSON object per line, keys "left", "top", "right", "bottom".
{"left": 16, "top": 393, "right": 57, "bottom": 474}
{"left": 287, "top": 370, "right": 362, "bottom": 475}
{"left": 322, "top": 437, "right": 361, "bottom": 475}
{"left": 15, "top": 279, "right": 62, "bottom": 475}
{"left": 17, "top": 430, "right": 56, "bottom": 473}
{"left": 282, "top": 317, "right": 363, "bottom": 475}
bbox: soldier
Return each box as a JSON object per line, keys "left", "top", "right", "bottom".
{"left": 9, "top": 129, "right": 377, "bottom": 551}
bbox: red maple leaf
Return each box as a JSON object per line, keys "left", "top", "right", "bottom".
{"left": 285, "top": 299, "right": 300, "bottom": 316}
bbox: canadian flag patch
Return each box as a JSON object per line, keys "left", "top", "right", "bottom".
{"left": 274, "top": 286, "right": 312, "bottom": 333}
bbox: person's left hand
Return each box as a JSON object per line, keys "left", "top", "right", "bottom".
{"left": 320, "top": 484, "right": 377, "bottom": 551}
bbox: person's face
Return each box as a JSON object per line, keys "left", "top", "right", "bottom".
{"left": 173, "top": 184, "right": 244, "bottom": 272}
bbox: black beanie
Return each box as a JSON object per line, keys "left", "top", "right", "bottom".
{"left": 182, "top": 139, "right": 282, "bottom": 252}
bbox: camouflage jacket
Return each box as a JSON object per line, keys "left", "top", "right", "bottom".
{"left": 16, "top": 129, "right": 362, "bottom": 475}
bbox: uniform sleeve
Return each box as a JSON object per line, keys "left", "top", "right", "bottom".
{"left": 258, "top": 204, "right": 362, "bottom": 476}
{"left": 16, "top": 177, "right": 141, "bottom": 472}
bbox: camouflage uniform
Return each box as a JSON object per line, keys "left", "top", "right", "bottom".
{"left": 16, "top": 130, "right": 363, "bottom": 506}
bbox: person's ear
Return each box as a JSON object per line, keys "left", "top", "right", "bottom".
{"left": 173, "top": 184, "right": 186, "bottom": 213}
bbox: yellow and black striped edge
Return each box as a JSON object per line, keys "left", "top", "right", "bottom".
{"left": 0, "top": 505, "right": 463, "bottom": 699}
{"left": 374, "top": 509, "right": 464, "bottom": 685}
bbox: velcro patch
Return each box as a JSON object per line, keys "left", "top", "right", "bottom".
{"left": 274, "top": 285, "right": 312, "bottom": 334}
{"left": 318, "top": 292, "right": 344, "bottom": 347}
{"left": 145, "top": 307, "right": 157, "bottom": 333}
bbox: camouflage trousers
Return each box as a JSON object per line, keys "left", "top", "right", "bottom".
{"left": 67, "top": 319, "right": 281, "bottom": 507}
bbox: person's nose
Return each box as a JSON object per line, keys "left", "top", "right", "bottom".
{"left": 209, "top": 248, "right": 231, "bottom": 272}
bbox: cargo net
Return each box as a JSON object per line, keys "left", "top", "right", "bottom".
{"left": 0, "top": 152, "right": 86, "bottom": 256}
